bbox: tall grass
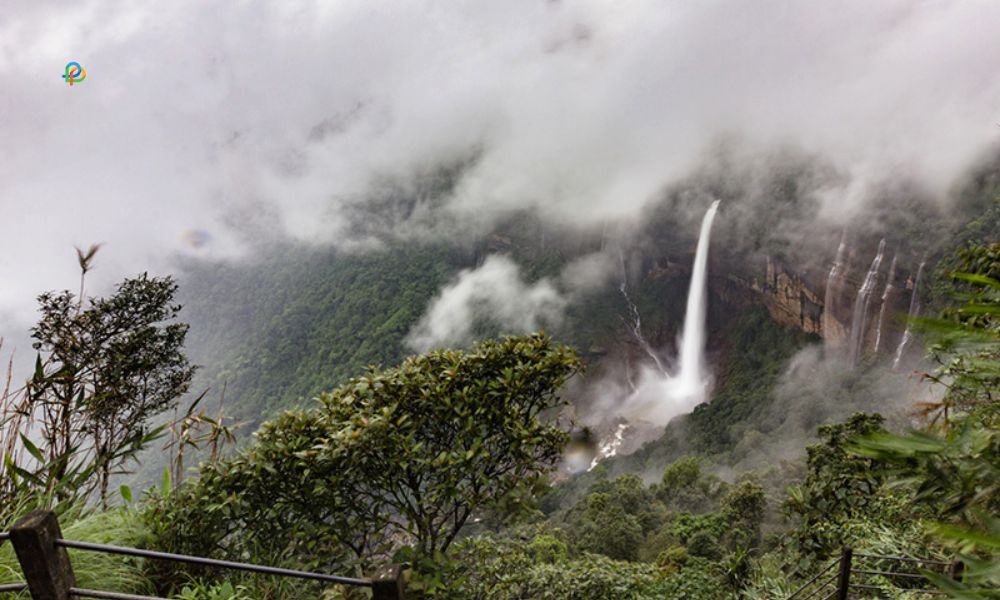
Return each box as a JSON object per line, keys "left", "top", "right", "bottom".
{"left": 0, "top": 508, "right": 155, "bottom": 596}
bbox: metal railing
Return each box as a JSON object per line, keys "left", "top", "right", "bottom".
{"left": 0, "top": 510, "right": 406, "bottom": 599}
{"left": 787, "top": 546, "right": 962, "bottom": 599}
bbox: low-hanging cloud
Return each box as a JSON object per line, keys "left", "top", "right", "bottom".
{"left": 405, "top": 255, "right": 566, "bottom": 352}
{"left": 2, "top": 0, "right": 1000, "bottom": 332}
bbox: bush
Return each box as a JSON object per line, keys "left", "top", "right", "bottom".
{"left": 425, "top": 534, "right": 712, "bottom": 600}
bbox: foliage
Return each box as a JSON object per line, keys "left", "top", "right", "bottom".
{"left": 852, "top": 255, "right": 1000, "bottom": 597}
{"left": 720, "top": 480, "right": 766, "bottom": 551}
{"left": 784, "top": 412, "right": 890, "bottom": 562}
{"left": 655, "top": 456, "right": 726, "bottom": 512}
{"left": 418, "top": 533, "right": 724, "bottom": 600}
{"left": 175, "top": 581, "right": 252, "bottom": 600}
{"left": 145, "top": 334, "right": 581, "bottom": 588}
{"left": 1, "top": 248, "right": 195, "bottom": 516}
{"left": 921, "top": 245, "right": 1000, "bottom": 422}
{"left": 570, "top": 492, "right": 645, "bottom": 561}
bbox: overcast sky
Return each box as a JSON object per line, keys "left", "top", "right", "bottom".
{"left": 2, "top": 0, "right": 1000, "bottom": 333}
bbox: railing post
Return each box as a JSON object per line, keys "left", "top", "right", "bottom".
{"left": 9, "top": 510, "right": 77, "bottom": 600}
{"left": 372, "top": 563, "right": 406, "bottom": 600}
{"left": 835, "top": 546, "right": 852, "bottom": 600}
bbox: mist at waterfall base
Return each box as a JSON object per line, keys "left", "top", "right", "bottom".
{"left": 613, "top": 201, "right": 720, "bottom": 428}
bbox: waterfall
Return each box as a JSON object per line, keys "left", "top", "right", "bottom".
{"left": 618, "top": 200, "right": 720, "bottom": 426}
{"left": 873, "top": 254, "right": 897, "bottom": 354}
{"left": 823, "top": 232, "right": 848, "bottom": 350}
{"left": 892, "top": 260, "right": 926, "bottom": 370}
{"left": 618, "top": 249, "right": 667, "bottom": 374}
{"left": 847, "top": 239, "right": 886, "bottom": 365}
{"left": 675, "top": 199, "right": 720, "bottom": 391}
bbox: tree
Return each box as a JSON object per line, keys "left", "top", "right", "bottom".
{"left": 21, "top": 247, "right": 195, "bottom": 507}
{"left": 571, "top": 492, "right": 645, "bottom": 561}
{"left": 156, "top": 333, "right": 582, "bottom": 576}
{"left": 784, "top": 413, "right": 888, "bottom": 561}
{"left": 324, "top": 333, "right": 582, "bottom": 557}
{"left": 656, "top": 456, "right": 723, "bottom": 512}
{"left": 720, "top": 480, "right": 766, "bottom": 551}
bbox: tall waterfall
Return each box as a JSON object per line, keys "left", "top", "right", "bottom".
{"left": 619, "top": 200, "right": 720, "bottom": 425}
{"left": 848, "top": 239, "right": 886, "bottom": 365}
{"left": 675, "top": 199, "right": 720, "bottom": 392}
{"left": 892, "top": 260, "right": 926, "bottom": 370}
{"left": 618, "top": 249, "right": 667, "bottom": 374}
{"left": 873, "top": 254, "right": 897, "bottom": 354}
{"left": 823, "top": 232, "right": 848, "bottom": 351}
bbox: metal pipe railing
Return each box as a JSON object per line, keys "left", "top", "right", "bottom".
{"left": 70, "top": 588, "right": 167, "bottom": 600}
{"left": 2, "top": 510, "right": 406, "bottom": 599}
{"left": 853, "top": 553, "right": 952, "bottom": 566}
{"left": 785, "top": 558, "right": 840, "bottom": 599}
{"left": 785, "top": 549, "right": 963, "bottom": 600}
{"left": 57, "top": 539, "right": 371, "bottom": 587}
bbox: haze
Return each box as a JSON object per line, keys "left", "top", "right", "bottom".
{"left": 2, "top": 0, "right": 999, "bottom": 333}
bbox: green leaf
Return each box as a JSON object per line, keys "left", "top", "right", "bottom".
{"left": 19, "top": 434, "right": 45, "bottom": 463}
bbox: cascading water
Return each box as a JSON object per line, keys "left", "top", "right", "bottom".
{"left": 823, "top": 232, "right": 848, "bottom": 351}
{"left": 618, "top": 249, "right": 667, "bottom": 374}
{"left": 847, "top": 239, "right": 886, "bottom": 365}
{"left": 873, "top": 254, "right": 897, "bottom": 354}
{"left": 619, "top": 200, "right": 720, "bottom": 425}
{"left": 892, "top": 260, "right": 926, "bottom": 370}
{"left": 674, "top": 199, "right": 720, "bottom": 393}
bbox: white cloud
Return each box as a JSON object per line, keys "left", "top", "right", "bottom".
{"left": 406, "top": 255, "right": 566, "bottom": 351}
{"left": 2, "top": 0, "right": 1000, "bottom": 330}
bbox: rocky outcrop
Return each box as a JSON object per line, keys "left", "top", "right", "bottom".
{"left": 753, "top": 257, "right": 826, "bottom": 336}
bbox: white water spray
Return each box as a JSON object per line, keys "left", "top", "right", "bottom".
{"left": 620, "top": 200, "right": 719, "bottom": 424}
{"left": 892, "top": 260, "right": 926, "bottom": 370}
{"left": 848, "top": 239, "right": 886, "bottom": 365}
{"left": 589, "top": 423, "right": 629, "bottom": 471}
{"left": 823, "top": 232, "right": 848, "bottom": 350}
{"left": 873, "top": 254, "right": 897, "bottom": 354}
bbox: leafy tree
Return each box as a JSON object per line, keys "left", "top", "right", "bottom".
{"left": 587, "top": 474, "right": 666, "bottom": 532}
{"left": 656, "top": 456, "right": 724, "bottom": 512}
{"left": 784, "top": 412, "right": 888, "bottom": 561}
{"left": 661, "top": 456, "right": 701, "bottom": 490}
{"left": 571, "top": 492, "right": 645, "bottom": 561}
{"left": 721, "top": 480, "right": 766, "bottom": 551}
{"left": 12, "top": 247, "right": 194, "bottom": 508}
{"left": 151, "top": 333, "right": 582, "bottom": 581}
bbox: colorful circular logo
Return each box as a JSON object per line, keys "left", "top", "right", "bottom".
{"left": 62, "top": 62, "right": 86, "bottom": 86}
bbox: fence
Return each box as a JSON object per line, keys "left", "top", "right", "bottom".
{"left": 786, "top": 546, "right": 963, "bottom": 599}
{"left": 0, "top": 510, "right": 406, "bottom": 599}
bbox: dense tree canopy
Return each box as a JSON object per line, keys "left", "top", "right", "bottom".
{"left": 147, "top": 333, "right": 583, "bottom": 584}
